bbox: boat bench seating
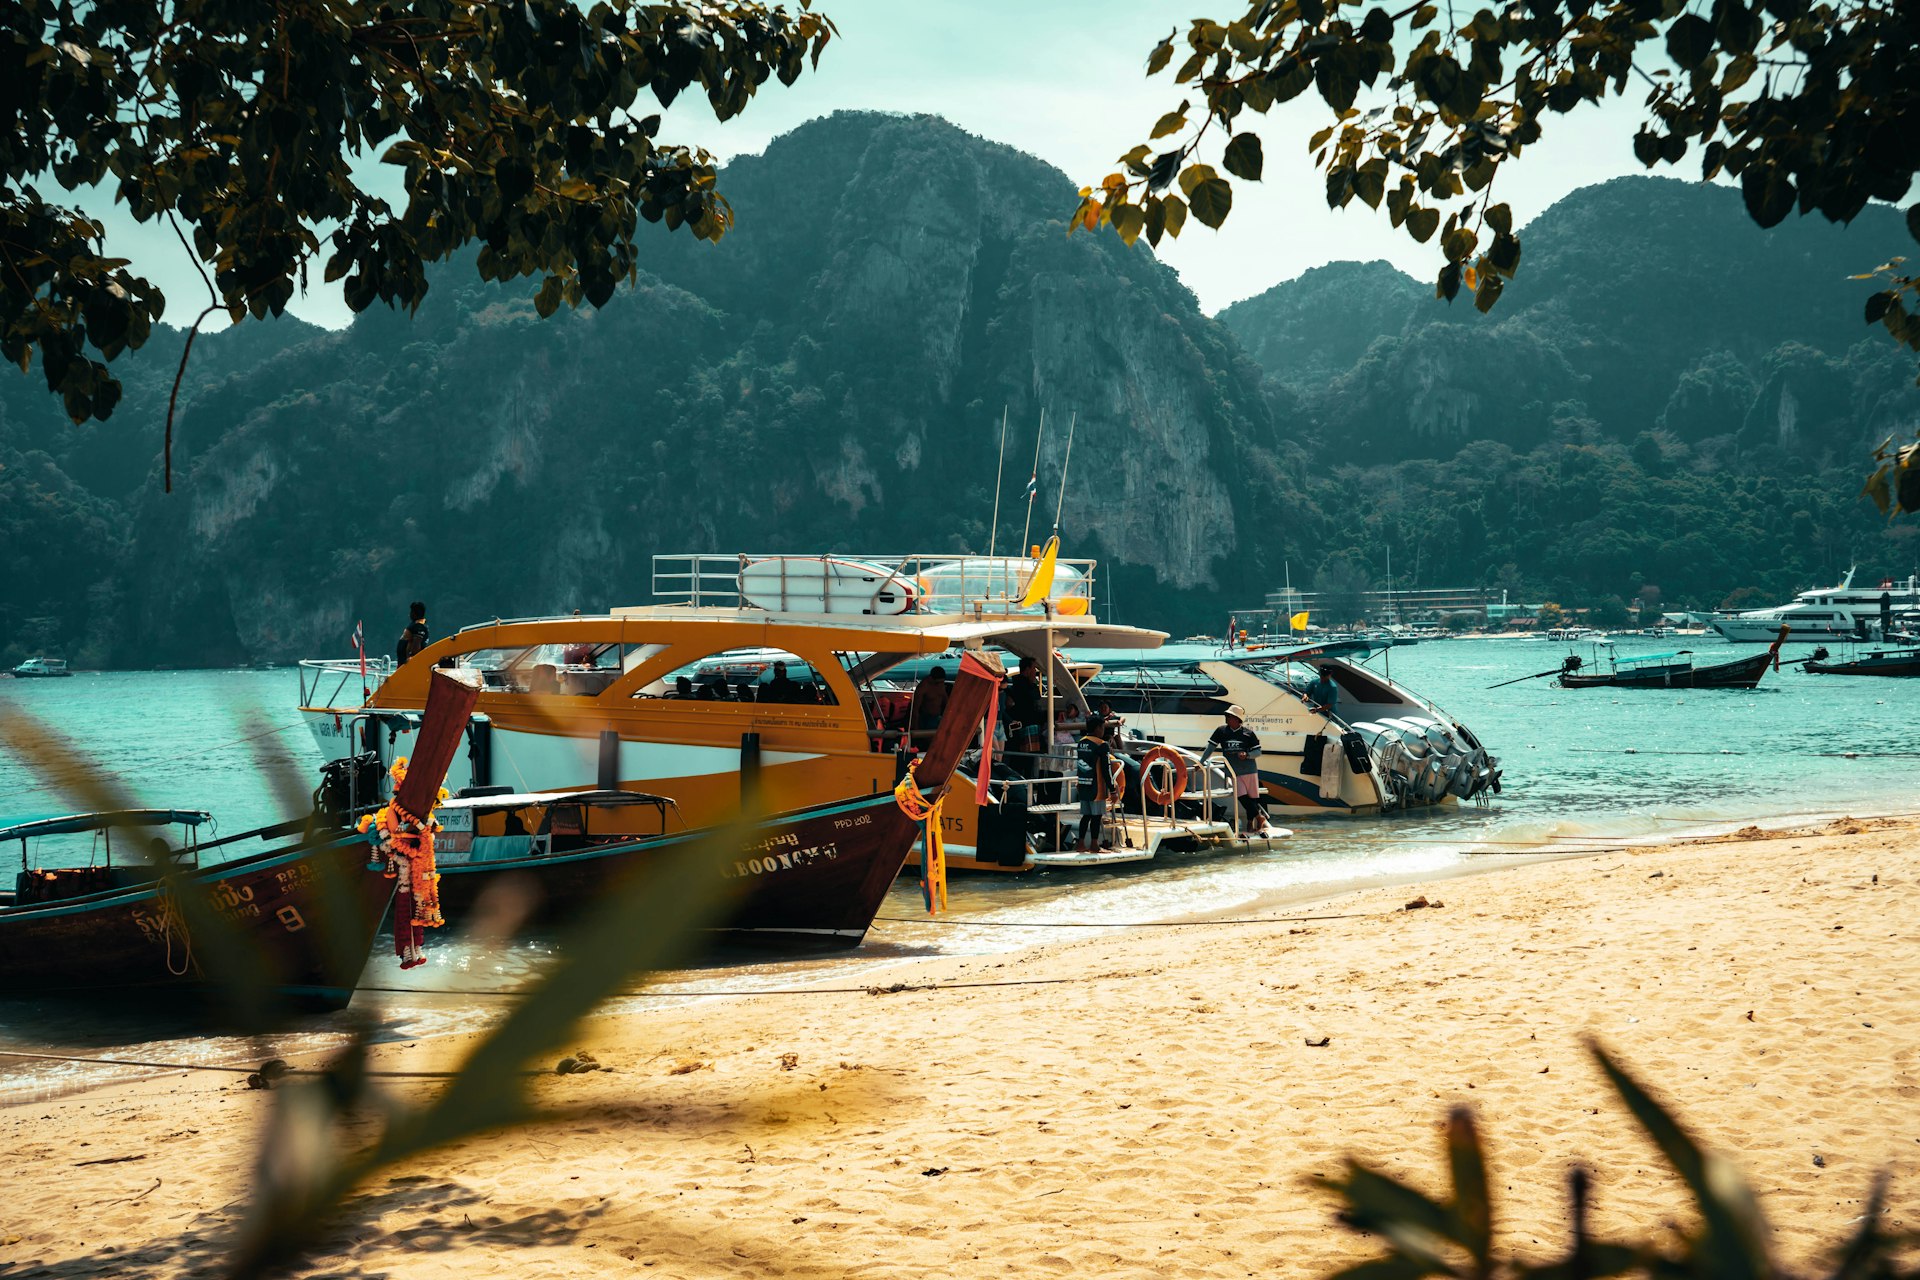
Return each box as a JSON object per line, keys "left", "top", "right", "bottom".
{"left": 14, "top": 865, "right": 163, "bottom": 905}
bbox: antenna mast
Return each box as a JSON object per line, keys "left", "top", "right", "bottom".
{"left": 987, "top": 404, "right": 1009, "bottom": 559}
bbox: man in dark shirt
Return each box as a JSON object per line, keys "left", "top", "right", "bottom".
{"left": 1307, "top": 665, "right": 1341, "bottom": 717}
{"left": 1200, "top": 704, "right": 1265, "bottom": 834}
{"left": 395, "top": 601, "right": 429, "bottom": 666}
{"left": 764, "top": 661, "right": 804, "bottom": 704}
{"left": 1073, "top": 717, "right": 1111, "bottom": 852}
{"left": 1004, "top": 659, "right": 1046, "bottom": 772}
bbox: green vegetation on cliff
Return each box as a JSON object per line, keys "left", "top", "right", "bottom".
{"left": 1, "top": 117, "right": 1914, "bottom": 666}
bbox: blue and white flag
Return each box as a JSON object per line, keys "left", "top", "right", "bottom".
{"left": 352, "top": 620, "right": 363, "bottom": 651}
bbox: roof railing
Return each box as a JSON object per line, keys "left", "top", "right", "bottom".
{"left": 649, "top": 552, "right": 1101, "bottom": 617}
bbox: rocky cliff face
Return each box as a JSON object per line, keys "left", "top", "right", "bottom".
{"left": 1220, "top": 176, "right": 1918, "bottom": 464}
{"left": 30, "top": 112, "right": 1282, "bottom": 666}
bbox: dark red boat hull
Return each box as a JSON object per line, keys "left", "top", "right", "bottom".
{"left": 0, "top": 833, "right": 393, "bottom": 1009}
{"left": 432, "top": 789, "right": 919, "bottom": 950}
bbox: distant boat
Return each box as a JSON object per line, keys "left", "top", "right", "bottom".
{"left": 1712, "top": 568, "right": 1920, "bottom": 642}
{"left": 9, "top": 657, "right": 72, "bottom": 678}
{"left": 1803, "top": 645, "right": 1920, "bottom": 678}
{"left": 1557, "top": 628, "right": 1788, "bottom": 690}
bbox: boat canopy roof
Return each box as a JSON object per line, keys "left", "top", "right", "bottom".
{"left": 1615, "top": 650, "right": 1696, "bottom": 665}
{"left": 436, "top": 790, "right": 670, "bottom": 811}
{"left": 607, "top": 606, "right": 1167, "bottom": 650}
{"left": 1069, "top": 638, "right": 1395, "bottom": 670}
{"left": 0, "top": 809, "right": 212, "bottom": 841}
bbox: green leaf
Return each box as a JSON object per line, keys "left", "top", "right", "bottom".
{"left": 1443, "top": 226, "right": 1479, "bottom": 263}
{"left": 1336, "top": 1163, "right": 1462, "bottom": 1247}
{"left": 1590, "top": 1042, "right": 1773, "bottom": 1278}
{"left": 1151, "top": 106, "right": 1190, "bottom": 140}
{"left": 1742, "top": 164, "right": 1794, "bottom": 228}
{"left": 1907, "top": 202, "right": 1920, "bottom": 245}
{"left": 1352, "top": 162, "right": 1387, "bottom": 210}
{"left": 1146, "top": 32, "right": 1176, "bottom": 76}
{"left": 1162, "top": 194, "right": 1189, "bottom": 238}
{"left": 1484, "top": 202, "right": 1512, "bottom": 236}
{"left": 1111, "top": 201, "right": 1147, "bottom": 246}
{"left": 1360, "top": 7, "right": 1395, "bottom": 42}
{"left": 1865, "top": 291, "right": 1893, "bottom": 325}
{"left": 1445, "top": 1108, "right": 1492, "bottom": 1263}
{"left": 1223, "top": 133, "right": 1265, "bottom": 181}
{"left": 1406, "top": 205, "right": 1440, "bottom": 243}
{"left": 1411, "top": 4, "right": 1439, "bottom": 26}
{"left": 1178, "top": 163, "right": 1219, "bottom": 196}
{"left": 1187, "top": 177, "right": 1233, "bottom": 228}
{"left": 1665, "top": 13, "right": 1716, "bottom": 69}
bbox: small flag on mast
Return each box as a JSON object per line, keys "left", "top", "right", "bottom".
{"left": 1024, "top": 472, "right": 1038, "bottom": 501}
{"left": 1290, "top": 611, "right": 1309, "bottom": 631}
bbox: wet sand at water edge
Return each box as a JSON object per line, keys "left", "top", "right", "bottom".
{"left": 2, "top": 815, "right": 1916, "bottom": 1278}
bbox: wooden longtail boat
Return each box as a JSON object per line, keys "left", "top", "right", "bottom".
{"left": 425, "top": 651, "right": 1004, "bottom": 949}
{"left": 1804, "top": 646, "right": 1920, "bottom": 677}
{"left": 0, "top": 670, "right": 481, "bottom": 1009}
{"left": 0, "top": 812, "right": 394, "bottom": 1008}
{"left": 1557, "top": 628, "right": 1788, "bottom": 690}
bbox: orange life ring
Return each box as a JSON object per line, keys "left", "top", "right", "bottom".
{"left": 1140, "top": 745, "right": 1187, "bottom": 807}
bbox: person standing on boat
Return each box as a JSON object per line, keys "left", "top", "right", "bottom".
{"left": 909, "top": 665, "right": 949, "bottom": 748}
{"left": 1074, "top": 716, "right": 1112, "bottom": 852}
{"left": 1201, "top": 705, "right": 1265, "bottom": 835}
{"left": 395, "top": 601, "right": 430, "bottom": 666}
{"left": 1307, "top": 665, "right": 1340, "bottom": 717}
{"left": 1004, "top": 659, "right": 1046, "bottom": 776}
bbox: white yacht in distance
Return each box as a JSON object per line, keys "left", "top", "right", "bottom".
{"left": 1711, "top": 568, "right": 1920, "bottom": 642}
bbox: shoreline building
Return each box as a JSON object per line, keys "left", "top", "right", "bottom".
{"left": 1260, "top": 585, "right": 1500, "bottom": 628}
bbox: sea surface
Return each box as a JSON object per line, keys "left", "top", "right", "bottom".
{"left": 2, "top": 637, "right": 1912, "bottom": 1101}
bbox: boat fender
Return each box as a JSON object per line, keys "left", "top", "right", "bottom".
{"left": 1139, "top": 746, "right": 1187, "bottom": 807}
{"left": 1300, "top": 733, "right": 1325, "bottom": 777}
{"left": 1341, "top": 731, "right": 1372, "bottom": 775}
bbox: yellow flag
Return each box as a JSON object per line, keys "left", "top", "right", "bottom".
{"left": 1290, "top": 611, "right": 1309, "bottom": 631}
{"left": 1020, "top": 535, "right": 1060, "bottom": 607}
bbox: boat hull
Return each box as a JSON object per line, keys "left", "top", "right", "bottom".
{"left": 0, "top": 833, "right": 393, "bottom": 1008}
{"left": 1559, "top": 650, "right": 1776, "bottom": 689}
{"left": 433, "top": 790, "right": 919, "bottom": 951}
{"left": 1805, "top": 651, "right": 1920, "bottom": 677}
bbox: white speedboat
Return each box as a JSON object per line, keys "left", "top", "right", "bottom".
{"left": 9, "top": 657, "right": 72, "bottom": 678}
{"left": 1711, "top": 568, "right": 1920, "bottom": 642}
{"left": 1060, "top": 639, "right": 1500, "bottom": 814}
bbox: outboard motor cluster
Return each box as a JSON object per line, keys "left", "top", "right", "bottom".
{"left": 1359, "top": 718, "right": 1501, "bottom": 809}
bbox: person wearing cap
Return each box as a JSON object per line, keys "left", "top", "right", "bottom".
{"left": 1200, "top": 704, "right": 1265, "bottom": 834}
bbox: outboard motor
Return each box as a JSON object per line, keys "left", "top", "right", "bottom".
{"left": 314, "top": 751, "right": 384, "bottom": 823}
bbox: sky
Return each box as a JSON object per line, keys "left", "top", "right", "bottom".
{"left": 87, "top": 0, "right": 1657, "bottom": 330}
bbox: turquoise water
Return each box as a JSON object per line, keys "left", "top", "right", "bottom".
{"left": 1, "top": 639, "right": 1912, "bottom": 1099}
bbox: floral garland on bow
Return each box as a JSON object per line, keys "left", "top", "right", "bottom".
{"left": 357, "top": 755, "right": 449, "bottom": 968}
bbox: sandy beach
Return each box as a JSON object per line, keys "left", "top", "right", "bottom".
{"left": 3, "top": 815, "right": 1915, "bottom": 1278}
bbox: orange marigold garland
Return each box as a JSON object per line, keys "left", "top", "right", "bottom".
{"left": 357, "top": 755, "right": 450, "bottom": 969}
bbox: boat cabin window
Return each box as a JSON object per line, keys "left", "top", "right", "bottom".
{"left": 652, "top": 647, "right": 839, "bottom": 706}
{"left": 1083, "top": 671, "right": 1230, "bottom": 717}
{"left": 443, "top": 643, "right": 638, "bottom": 696}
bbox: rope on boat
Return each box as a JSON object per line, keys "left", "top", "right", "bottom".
{"left": 1560, "top": 747, "right": 1920, "bottom": 758}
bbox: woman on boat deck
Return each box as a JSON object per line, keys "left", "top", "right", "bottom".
{"left": 1074, "top": 716, "right": 1112, "bottom": 852}
{"left": 1201, "top": 705, "right": 1266, "bottom": 835}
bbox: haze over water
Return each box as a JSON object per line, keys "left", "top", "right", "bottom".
{"left": 2, "top": 636, "right": 1911, "bottom": 1099}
